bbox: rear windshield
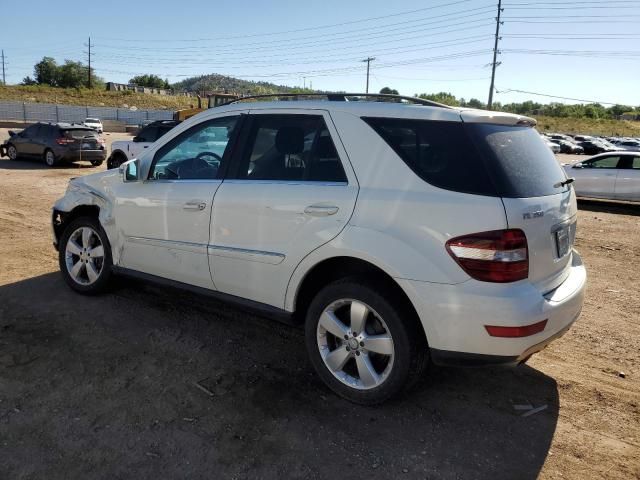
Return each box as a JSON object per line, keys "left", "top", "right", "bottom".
{"left": 363, "top": 118, "right": 568, "bottom": 198}
{"left": 63, "top": 129, "right": 97, "bottom": 138}
{"left": 85, "top": 118, "right": 100, "bottom": 122}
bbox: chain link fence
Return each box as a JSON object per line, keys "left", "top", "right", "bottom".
{"left": 0, "top": 101, "right": 174, "bottom": 125}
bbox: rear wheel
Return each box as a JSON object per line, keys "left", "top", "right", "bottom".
{"left": 305, "top": 277, "right": 428, "bottom": 405}
{"left": 108, "top": 152, "right": 127, "bottom": 169}
{"left": 7, "top": 144, "right": 18, "bottom": 160}
{"left": 59, "top": 217, "right": 112, "bottom": 294}
{"left": 44, "top": 149, "right": 57, "bottom": 167}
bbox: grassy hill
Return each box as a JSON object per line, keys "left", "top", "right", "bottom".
{"left": 535, "top": 115, "right": 640, "bottom": 137}
{"left": 171, "top": 74, "right": 306, "bottom": 95}
{"left": 0, "top": 85, "right": 197, "bottom": 110}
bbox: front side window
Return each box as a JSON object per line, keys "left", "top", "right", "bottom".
{"left": 149, "top": 115, "right": 239, "bottom": 180}
{"left": 585, "top": 156, "right": 620, "bottom": 169}
{"left": 230, "top": 114, "right": 347, "bottom": 183}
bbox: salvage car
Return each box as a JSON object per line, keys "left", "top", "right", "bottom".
{"left": 51, "top": 94, "right": 586, "bottom": 404}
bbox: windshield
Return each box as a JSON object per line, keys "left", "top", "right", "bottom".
{"left": 64, "top": 129, "right": 97, "bottom": 139}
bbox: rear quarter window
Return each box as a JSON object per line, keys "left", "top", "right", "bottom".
{"left": 363, "top": 117, "right": 497, "bottom": 196}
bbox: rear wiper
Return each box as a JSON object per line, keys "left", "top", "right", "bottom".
{"left": 554, "top": 177, "right": 574, "bottom": 188}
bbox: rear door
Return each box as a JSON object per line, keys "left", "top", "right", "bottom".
{"left": 209, "top": 109, "right": 358, "bottom": 308}
{"left": 571, "top": 155, "right": 621, "bottom": 199}
{"left": 614, "top": 155, "right": 640, "bottom": 201}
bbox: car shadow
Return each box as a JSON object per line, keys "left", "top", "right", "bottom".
{"left": 0, "top": 157, "right": 97, "bottom": 170}
{"left": 0, "top": 272, "right": 559, "bottom": 479}
{"left": 578, "top": 198, "right": 640, "bottom": 217}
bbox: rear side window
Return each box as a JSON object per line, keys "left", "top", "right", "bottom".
{"left": 230, "top": 114, "right": 347, "bottom": 183}
{"left": 365, "top": 118, "right": 569, "bottom": 198}
{"left": 363, "top": 118, "right": 497, "bottom": 196}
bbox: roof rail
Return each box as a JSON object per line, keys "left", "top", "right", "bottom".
{"left": 219, "top": 93, "right": 453, "bottom": 109}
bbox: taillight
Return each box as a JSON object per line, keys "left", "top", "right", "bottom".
{"left": 56, "top": 138, "right": 75, "bottom": 145}
{"left": 445, "top": 229, "right": 528, "bottom": 283}
{"left": 485, "top": 320, "right": 547, "bottom": 337}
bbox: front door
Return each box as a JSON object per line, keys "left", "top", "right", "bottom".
{"left": 572, "top": 155, "right": 621, "bottom": 199}
{"left": 12, "top": 124, "right": 40, "bottom": 157}
{"left": 115, "top": 114, "right": 243, "bottom": 288}
{"left": 209, "top": 110, "right": 359, "bottom": 308}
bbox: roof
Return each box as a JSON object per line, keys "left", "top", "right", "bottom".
{"left": 191, "top": 100, "right": 536, "bottom": 127}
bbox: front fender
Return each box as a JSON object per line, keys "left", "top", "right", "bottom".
{"left": 52, "top": 185, "right": 118, "bottom": 261}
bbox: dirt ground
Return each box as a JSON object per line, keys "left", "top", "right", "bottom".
{"left": 0, "top": 130, "right": 638, "bottom": 479}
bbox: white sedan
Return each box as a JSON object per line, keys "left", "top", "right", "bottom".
{"left": 83, "top": 118, "right": 103, "bottom": 134}
{"left": 563, "top": 152, "right": 640, "bottom": 202}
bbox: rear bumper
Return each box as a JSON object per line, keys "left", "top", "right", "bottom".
{"left": 398, "top": 250, "right": 587, "bottom": 365}
{"left": 58, "top": 149, "right": 106, "bottom": 162}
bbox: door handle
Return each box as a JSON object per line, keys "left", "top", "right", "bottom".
{"left": 304, "top": 205, "right": 339, "bottom": 217}
{"left": 184, "top": 201, "right": 207, "bottom": 211}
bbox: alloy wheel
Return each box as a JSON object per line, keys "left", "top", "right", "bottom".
{"left": 45, "top": 151, "right": 55, "bottom": 166}
{"left": 64, "top": 226, "right": 105, "bottom": 285}
{"left": 317, "top": 299, "right": 395, "bottom": 390}
{"left": 8, "top": 146, "right": 17, "bottom": 160}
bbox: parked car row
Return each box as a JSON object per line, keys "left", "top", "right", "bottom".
{"left": 542, "top": 132, "right": 640, "bottom": 155}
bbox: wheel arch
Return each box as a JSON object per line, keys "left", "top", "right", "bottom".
{"left": 291, "top": 256, "right": 422, "bottom": 334}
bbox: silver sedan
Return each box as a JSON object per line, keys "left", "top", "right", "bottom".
{"left": 563, "top": 152, "right": 640, "bottom": 202}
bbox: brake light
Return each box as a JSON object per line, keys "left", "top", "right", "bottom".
{"left": 56, "top": 138, "right": 75, "bottom": 145}
{"left": 485, "top": 320, "right": 547, "bottom": 337}
{"left": 446, "top": 229, "right": 528, "bottom": 283}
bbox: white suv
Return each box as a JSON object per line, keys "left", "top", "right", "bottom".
{"left": 52, "top": 95, "right": 586, "bottom": 404}
{"left": 107, "top": 120, "right": 180, "bottom": 169}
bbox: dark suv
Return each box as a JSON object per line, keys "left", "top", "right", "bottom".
{"left": 1, "top": 122, "right": 106, "bottom": 167}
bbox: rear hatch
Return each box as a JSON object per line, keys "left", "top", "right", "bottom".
{"left": 462, "top": 115, "right": 576, "bottom": 292}
{"left": 61, "top": 128, "right": 103, "bottom": 150}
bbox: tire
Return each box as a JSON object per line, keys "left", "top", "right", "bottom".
{"left": 6, "top": 144, "right": 18, "bottom": 161}
{"left": 44, "top": 149, "right": 58, "bottom": 167}
{"left": 90, "top": 159, "right": 103, "bottom": 167}
{"left": 304, "top": 277, "right": 428, "bottom": 405}
{"left": 108, "top": 152, "right": 127, "bottom": 170}
{"left": 58, "top": 216, "right": 113, "bottom": 295}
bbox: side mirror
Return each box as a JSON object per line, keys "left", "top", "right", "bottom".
{"left": 8, "top": 130, "right": 15, "bottom": 137}
{"left": 132, "top": 136, "right": 143, "bottom": 143}
{"left": 120, "top": 158, "right": 140, "bottom": 182}
{"left": 572, "top": 163, "right": 583, "bottom": 169}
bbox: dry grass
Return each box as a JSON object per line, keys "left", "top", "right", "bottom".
{"left": 535, "top": 115, "right": 640, "bottom": 137}
{"left": 0, "top": 85, "right": 197, "bottom": 110}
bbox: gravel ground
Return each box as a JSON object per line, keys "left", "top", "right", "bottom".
{"left": 0, "top": 129, "right": 638, "bottom": 479}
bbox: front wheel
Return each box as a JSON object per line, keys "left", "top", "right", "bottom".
{"left": 305, "top": 278, "right": 428, "bottom": 405}
{"left": 7, "top": 144, "right": 18, "bottom": 160}
{"left": 59, "top": 217, "right": 113, "bottom": 294}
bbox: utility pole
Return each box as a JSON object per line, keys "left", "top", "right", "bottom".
{"left": 87, "top": 37, "right": 92, "bottom": 88}
{"left": 487, "top": 0, "right": 503, "bottom": 110}
{"left": 1, "top": 50, "right": 5, "bottom": 85}
{"left": 361, "top": 57, "right": 375, "bottom": 94}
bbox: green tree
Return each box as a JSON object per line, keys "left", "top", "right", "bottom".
{"left": 21, "top": 76, "right": 37, "bottom": 86}
{"left": 129, "top": 74, "right": 168, "bottom": 89}
{"left": 466, "top": 98, "right": 485, "bottom": 109}
{"left": 34, "top": 57, "right": 58, "bottom": 86}
{"left": 379, "top": 87, "right": 399, "bottom": 95}
{"left": 416, "top": 92, "right": 460, "bottom": 106}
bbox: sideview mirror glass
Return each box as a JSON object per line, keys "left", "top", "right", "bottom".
{"left": 120, "top": 159, "right": 140, "bottom": 182}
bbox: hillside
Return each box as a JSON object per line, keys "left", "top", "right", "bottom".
{"left": 534, "top": 115, "right": 640, "bottom": 137}
{"left": 171, "top": 74, "right": 309, "bottom": 95}
{"left": 0, "top": 85, "right": 197, "bottom": 110}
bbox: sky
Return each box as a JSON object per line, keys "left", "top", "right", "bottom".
{"left": 2, "top": 0, "right": 639, "bottom": 106}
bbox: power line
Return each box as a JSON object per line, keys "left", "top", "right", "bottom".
{"left": 495, "top": 86, "right": 623, "bottom": 105}
{"left": 1, "top": 50, "right": 5, "bottom": 85}
{"left": 94, "top": 0, "right": 483, "bottom": 43}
